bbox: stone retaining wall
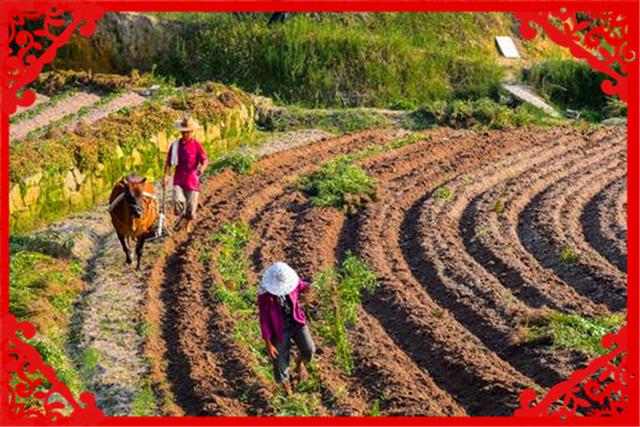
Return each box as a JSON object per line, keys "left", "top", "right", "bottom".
{"left": 10, "top": 101, "right": 255, "bottom": 234}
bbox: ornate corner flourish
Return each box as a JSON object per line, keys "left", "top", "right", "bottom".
{"left": 515, "top": 326, "right": 634, "bottom": 417}
{"left": 514, "top": 10, "right": 637, "bottom": 102}
{"left": 1, "top": 314, "right": 104, "bottom": 424}
{"left": 0, "top": 1, "right": 104, "bottom": 115}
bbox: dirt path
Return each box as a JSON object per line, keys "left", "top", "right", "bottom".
{"left": 66, "top": 92, "right": 147, "bottom": 132}
{"left": 13, "top": 92, "right": 50, "bottom": 115}
{"left": 10, "top": 91, "right": 101, "bottom": 141}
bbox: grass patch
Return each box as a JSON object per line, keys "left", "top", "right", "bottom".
{"left": 263, "top": 107, "right": 393, "bottom": 134}
{"left": 313, "top": 253, "right": 380, "bottom": 374}
{"left": 559, "top": 245, "right": 580, "bottom": 264}
{"left": 209, "top": 151, "right": 258, "bottom": 176}
{"left": 82, "top": 346, "right": 101, "bottom": 373}
{"left": 132, "top": 383, "right": 158, "bottom": 416}
{"left": 408, "top": 97, "right": 563, "bottom": 130}
{"left": 138, "top": 13, "right": 520, "bottom": 108}
{"left": 521, "top": 311, "right": 625, "bottom": 356}
{"left": 493, "top": 199, "right": 505, "bottom": 216}
{"left": 210, "top": 222, "right": 251, "bottom": 291}
{"left": 10, "top": 88, "right": 78, "bottom": 124}
{"left": 272, "top": 392, "right": 322, "bottom": 416}
{"left": 433, "top": 186, "right": 454, "bottom": 204}
{"left": 9, "top": 236, "right": 88, "bottom": 407}
{"left": 298, "top": 157, "right": 377, "bottom": 214}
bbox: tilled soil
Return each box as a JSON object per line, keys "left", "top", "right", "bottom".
{"left": 146, "top": 126, "right": 627, "bottom": 416}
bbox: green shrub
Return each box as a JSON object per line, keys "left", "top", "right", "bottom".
{"left": 559, "top": 245, "right": 580, "bottom": 264}
{"left": 409, "top": 98, "right": 560, "bottom": 130}
{"left": 299, "top": 157, "right": 377, "bottom": 212}
{"left": 433, "top": 186, "right": 454, "bottom": 204}
{"left": 210, "top": 151, "right": 257, "bottom": 176}
{"left": 523, "top": 311, "right": 625, "bottom": 355}
{"left": 264, "top": 107, "right": 392, "bottom": 133}
{"left": 388, "top": 100, "right": 416, "bottom": 110}
{"left": 314, "top": 253, "right": 379, "bottom": 374}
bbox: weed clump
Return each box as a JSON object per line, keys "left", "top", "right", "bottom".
{"left": 299, "top": 158, "right": 377, "bottom": 214}
{"left": 559, "top": 245, "right": 580, "bottom": 264}
{"left": 210, "top": 151, "right": 258, "bottom": 176}
{"left": 518, "top": 311, "right": 625, "bottom": 356}
{"left": 409, "top": 98, "right": 561, "bottom": 130}
{"left": 210, "top": 222, "right": 251, "bottom": 291}
{"left": 314, "top": 253, "right": 379, "bottom": 374}
{"left": 433, "top": 186, "right": 454, "bottom": 204}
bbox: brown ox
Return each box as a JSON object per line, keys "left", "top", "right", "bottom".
{"left": 109, "top": 174, "right": 158, "bottom": 270}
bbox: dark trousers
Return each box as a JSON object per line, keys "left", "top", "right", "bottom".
{"left": 272, "top": 319, "right": 316, "bottom": 383}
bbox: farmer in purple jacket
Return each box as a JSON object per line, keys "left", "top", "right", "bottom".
{"left": 258, "top": 262, "right": 316, "bottom": 396}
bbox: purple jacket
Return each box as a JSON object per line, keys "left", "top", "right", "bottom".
{"left": 258, "top": 279, "right": 309, "bottom": 345}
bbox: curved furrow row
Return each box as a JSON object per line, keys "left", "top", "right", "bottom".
{"left": 461, "top": 136, "right": 623, "bottom": 316}
{"left": 349, "top": 129, "right": 546, "bottom": 415}
{"left": 581, "top": 176, "right": 627, "bottom": 273}
{"left": 158, "top": 171, "right": 258, "bottom": 415}
{"left": 402, "top": 130, "right": 604, "bottom": 386}
{"left": 556, "top": 160, "right": 626, "bottom": 279}
{"left": 409, "top": 131, "right": 624, "bottom": 387}
{"left": 518, "top": 143, "right": 627, "bottom": 312}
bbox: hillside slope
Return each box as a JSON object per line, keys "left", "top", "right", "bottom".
{"left": 53, "top": 12, "right": 567, "bottom": 108}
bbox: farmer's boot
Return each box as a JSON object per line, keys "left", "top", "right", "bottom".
{"left": 283, "top": 381, "right": 293, "bottom": 396}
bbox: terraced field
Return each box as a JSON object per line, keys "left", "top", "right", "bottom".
{"left": 145, "top": 125, "right": 627, "bottom": 416}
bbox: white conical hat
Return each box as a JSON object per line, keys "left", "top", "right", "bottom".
{"left": 260, "top": 262, "right": 299, "bottom": 296}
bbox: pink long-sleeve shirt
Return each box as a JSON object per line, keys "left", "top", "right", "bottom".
{"left": 258, "top": 279, "right": 309, "bottom": 345}
{"left": 166, "top": 137, "right": 208, "bottom": 191}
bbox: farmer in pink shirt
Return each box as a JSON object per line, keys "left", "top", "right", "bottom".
{"left": 162, "top": 117, "right": 208, "bottom": 233}
{"left": 258, "top": 262, "right": 316, "bottom": 396}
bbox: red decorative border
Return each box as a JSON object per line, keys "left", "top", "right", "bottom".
{"left": 514, "top": 9, "right": 636, "bottom": 102}
{"left": 0, "top": 1, "right": 104, "bottom": 115}
{"left": 515, "top": 327, "right": 634, "bottom": 418}
{"left": 1, "top": 314, "right": 104, "bottom": 425}
{"left": 0, "top": 1, "right": 638, "bottom": 426}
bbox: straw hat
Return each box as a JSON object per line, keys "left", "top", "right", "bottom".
{"left": 260, "top": 262, "right": 299, "bottom": 296}
{"left": 175, "top": 116, "right": 200, "bottom": 132}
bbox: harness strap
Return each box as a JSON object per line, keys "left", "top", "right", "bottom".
{"left": 108, "top": 193, "right": 125, "bottom": 213}
{"left": 107, "top": 191, "right": 157, "bottom": 213}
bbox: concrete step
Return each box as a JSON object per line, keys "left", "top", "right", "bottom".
{"left": 502, "top": 84, "right": 561, "bottom": 117}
